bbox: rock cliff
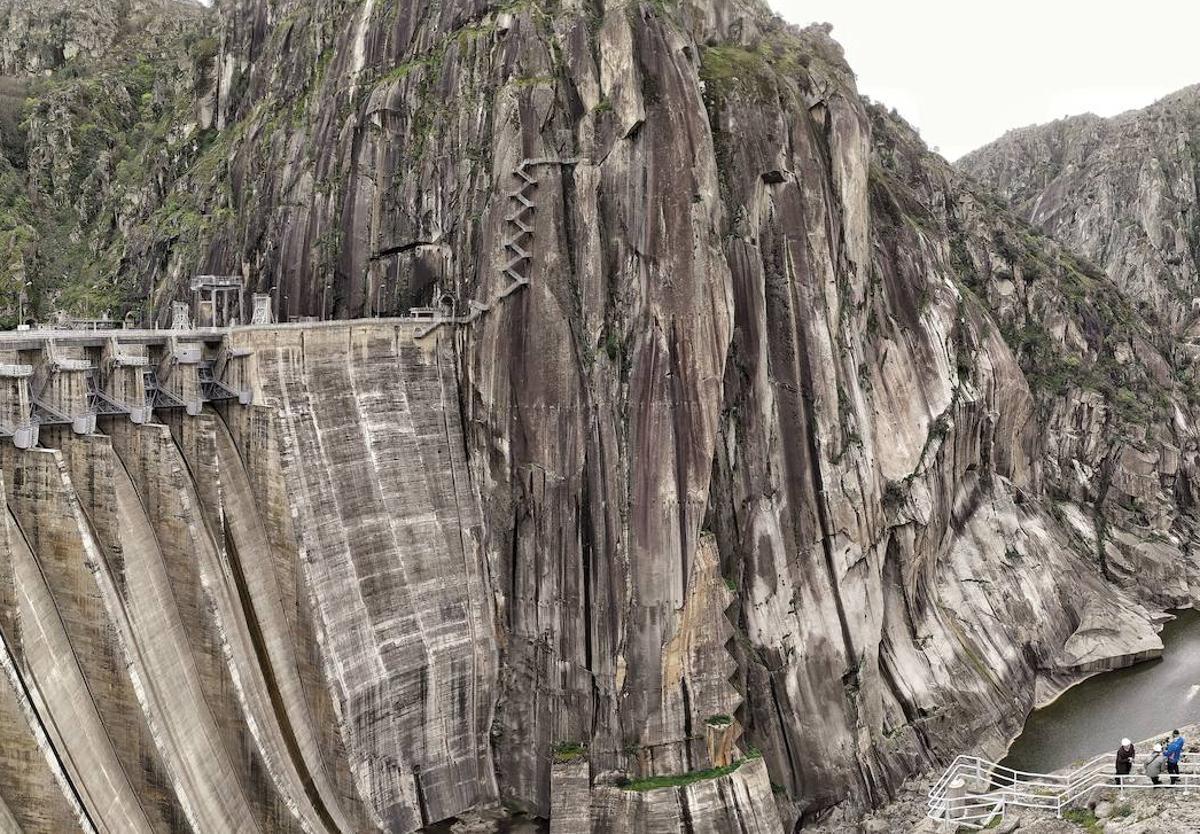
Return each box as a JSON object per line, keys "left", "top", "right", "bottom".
{"left": 958, "top": 85, "right": 1200, "bottom": 335}
{"left": 0, "top": 0, "right": 203, "bottom": 76}
{"left": 166, "top": 0, "right": 1199, "bottom": 826}
{"left": 0, "top": 1, "right": 1197, "bottom": 832}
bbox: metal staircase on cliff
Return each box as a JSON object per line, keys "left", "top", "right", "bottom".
{"left": 415, "top": 157, "right": 580, "bottom": 338}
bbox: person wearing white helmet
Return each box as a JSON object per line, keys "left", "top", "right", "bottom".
{"left": 1115, "top": 738, "right": 1136, "bottom": 784}
{"left": 1145, "top": 742, "right": 1165, "bottom": 785}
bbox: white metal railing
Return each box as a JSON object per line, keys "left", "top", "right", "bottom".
{"left": 928, "top": 751, "right": 1200, "bottom": 829}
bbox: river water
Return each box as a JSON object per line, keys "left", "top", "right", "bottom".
{"left": 1002, "top": 608, "right": 1200, "bottom": 774}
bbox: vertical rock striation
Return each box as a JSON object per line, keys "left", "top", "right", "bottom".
{"left": 0, "top": 0, "right": 1198, "bottom": 831}
{"left": 958, "top": 85, "right": 1200, "bottom": 333}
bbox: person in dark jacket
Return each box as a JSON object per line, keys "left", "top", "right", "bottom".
{"left": 1145, "top": 743, "right": 1164, "bottom": 785}
{"left": 1165, "top": 729, "right": 1185, "bottom": 784}
{"left": 1116, "top": 738, "right": 1136, "bottom": 783}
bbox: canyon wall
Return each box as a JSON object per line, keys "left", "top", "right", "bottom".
{"left": 959, "top": 86, "right": 1200, "bottom": 334}
{"left": 162, "top": 0, "right": 1198, "bottom": 826}
{"left": 0, "top": 0, "right": 1198, "bottom": 832}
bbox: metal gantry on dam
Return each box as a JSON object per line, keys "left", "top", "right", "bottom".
{"left": 0, "top": 278, "right": 478, "bottom": 451}
{"left": 0, "top": 309, "right": 254, "bottom": 450}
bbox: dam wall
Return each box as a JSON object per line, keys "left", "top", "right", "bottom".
{"left": 0, "top": 319, "right": 780, "bottom": 832}
{"left": 0, "top": 321, "right": 499, "bottom": 832}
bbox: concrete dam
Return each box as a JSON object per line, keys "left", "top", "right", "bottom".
{"left": 0, "top": 320, "right": 498, "bottom": 833}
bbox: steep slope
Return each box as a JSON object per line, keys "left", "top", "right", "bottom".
{"left": 0, "top": 0, "right": 204, "bottom": 76}
{"left": 0, "top": 0, "right": 1197, "bottom": 831}
{"left": 958, "top": 85, "right": 1200, "bottom": 335}
{"left": 0, "top": 0, "right": 214, "bottom": 323}
{"left": 140, "top": 0, "right": 1199, "bottom": 827}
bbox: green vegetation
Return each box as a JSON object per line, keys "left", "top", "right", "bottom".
{"left": 622, "top": 756, "right": 750, "bottom": 791}
{"left": 0, "top": 6, "right": 220, "bottom": 323}
{"left": 552, "top": 741, "right": 586, "bottom": 763}
{"left": 699, "top": 45, "right": 777, "bottom": 102}
{"left": 704, "top": 714, "right": 733, "bottom": 727}
{"left": 1062, "top": 808, "right": 1101, "bottom": 832}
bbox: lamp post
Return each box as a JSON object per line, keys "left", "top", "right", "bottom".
{"left": 17, "top": 280, "right": 31, "bottom": 327}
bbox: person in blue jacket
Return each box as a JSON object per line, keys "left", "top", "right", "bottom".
{"left": 1164, "top": 729, "right": 1186, "bottom": 784}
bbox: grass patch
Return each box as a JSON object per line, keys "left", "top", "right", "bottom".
{"left": 552, "top": 741, "right": 586, "bottom": 763}
{"left": 623, "top": 758, "right": 746, "bottom": 791}
{"left": 1062, "top": 808, "right": 1101, "bottom": 832}
{"left": 705, "top": 714, "right": 733, "bottom": 727}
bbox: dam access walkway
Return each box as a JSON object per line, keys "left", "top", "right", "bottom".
{"left": 0, "top": 316, "right": 448, "bottom": 449}
{"left": 927, "top": 750, "right": 1200, "bottom": 829}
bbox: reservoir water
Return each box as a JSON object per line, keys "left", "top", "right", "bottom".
{"left": 1002, "top": 608, "right": 1200, "bottom": 774}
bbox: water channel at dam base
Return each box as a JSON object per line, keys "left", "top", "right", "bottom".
{"left": 1002, "top": 608, "right": 1200, "bottom": 774}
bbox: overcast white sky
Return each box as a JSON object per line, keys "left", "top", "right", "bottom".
{"left": 769, "top": 0, "right": 1200, "bottom": 160}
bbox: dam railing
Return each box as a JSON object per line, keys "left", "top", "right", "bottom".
{"left": 927, "top": 751, "right": 1200, "bottom": 828}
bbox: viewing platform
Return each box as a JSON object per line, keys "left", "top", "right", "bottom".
{"left": 928, "top": 746, "right": 1200, "bottom": 829}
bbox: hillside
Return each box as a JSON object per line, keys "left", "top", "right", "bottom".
{"left": 0, "top": 0, "right": 211, "bottom": 324}
{"left": 959, "top": 85, "right": 1200, "bottom": 335}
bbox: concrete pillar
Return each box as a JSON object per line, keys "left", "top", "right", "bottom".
{"left": 171, "top": 302, "right": 191, "bottom": 331}
{"left": 197, "top": 299, "right": 214, "bottom": 329}
{"left": 0, "top": 363, "right": 36, "bottom": 449}
{"left": 214, "top": 343, "right": 254, "bottom": 406}
{"left": 550, "top": 757, "right": 591, "bottom": 834}
{"left": 163, "top": 341, "right": 204, "bottom": 416}
{"left": 102, "top": 341, "right": 150, "bottom": 424}
{"left": 947, "top": 777, "right": 967, "bottom": 821}
{"left": 38, "top": 345, "right": 94, "bottom": 436}
{"left": 250, "top": 294, "right": 273, "bottom": 325}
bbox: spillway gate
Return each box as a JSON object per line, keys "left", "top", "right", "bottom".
{"left": 0, "top": 329, "right": 254, "bottom": 449}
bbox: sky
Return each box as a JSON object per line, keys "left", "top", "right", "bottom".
{"left": 769, "top": 0, "right": 1200, "bottom": 161}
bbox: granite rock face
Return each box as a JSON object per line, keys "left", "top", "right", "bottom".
{"left": 0, "top": 1, "right": 1197, "bottom": 833}
{"left": 958, "top": 85, "right": 1200, "bottom": 334}
{"left": 156, "top": 0, "right": 1198, "bottom": 826}
{"left": 0, "top": 0, "right": 203, "bottom": 77}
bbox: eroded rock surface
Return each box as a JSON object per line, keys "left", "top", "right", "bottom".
{"left": 0, "top": 1, "right": 1197, "bottom": 832}
{"left": 959, "top": 85, "right": 1200, "bottom": 334}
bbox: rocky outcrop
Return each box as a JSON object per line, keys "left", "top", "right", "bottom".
{"left": 0, "top": 0, "right": 203, "bottom": 76}
{"left": 958, "top": 85, "right": 1200, "bottom": 335}
{"left": 0, "top": 1, "right": 1199, "bottom": 832}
